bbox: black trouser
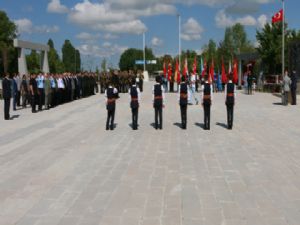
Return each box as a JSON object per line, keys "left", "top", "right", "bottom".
{"left": 154, "top": 107, "right": 163, "bottom": 129}
{"left": 180, "top": 105, "right": 187, "bottom": 129}
{"left": 31, "top": 94, "right": 36, "bottom": 112}
{"left": 291, "top": 88, "right": 297, "bottom": 105}
{"left": 131, "top": 108, "right": 139, "bottom": 129}
{"left": 248, "top": 85, "right": 252, "bottom": 95}
{"left": 38, "top": 88, "right": 44, "bottom": 110}
{"left": 226, "top": 104, "right": 234, "bottom": 129}
{"left": 203, "top": 104, "right": 211, "bottom": 130}
{"left": 106, "top": 108, "right": 115, "bottom": 130}
{"left": 4, "top": 98, "right": 10, "bottom": 120}
{"left": 16, "top": 91, "right": 21, "bottom": 106}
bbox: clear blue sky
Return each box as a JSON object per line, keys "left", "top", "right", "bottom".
{"left": 1, "top": 0, "right": 299, "bottom": 70}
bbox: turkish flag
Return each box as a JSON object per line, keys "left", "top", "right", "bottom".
{"left": 176, "top": 60, "right": 181, "bottom": 84}
{"left": 221, "top": 59, "right": 227, "bottom": 84}
{"left": 183, "top": 58, "right": 188, "bottom": 78}
{"left": 233, "top": 59, "right": 238, "bottom": 84}
{"left": 209, "top": 59, "right": 214, "bottom": 84}
{"left": 163, "top": 61, "right": 167, "bottom": 78}
{"left": 168, "top": 62, "right": 172, "bottom": 81}
{"left": 272, "top": 9, "right": 283, "bottom": 23}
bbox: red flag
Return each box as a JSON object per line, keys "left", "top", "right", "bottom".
{"left": 168, "top": 62, "right": 172, "bottom": 81}
{"left": 233, "top": 59, "right": 238, "bottom": 84}
{"left": 201, "top": 59, "right": 207, "bottom": 78}
{"left": 176, "top": 60, "right": 181, "bottom": 84}
{"left": 183, "top": 58, "right": 188, "bottom": 78}
{"left": 272, "top": 9, "right": 283, "bottom": 24}
{"left": 193, "top": 57, "right": 197, "bottom": 74}
{"left": 209, "top": 59, "right": 214, "bottom": 84}
{"left": 221, "top": 59, "right": 227, "bottom": 84}
{"left": 163, "top": 61, "right": 167, "bottom": 78}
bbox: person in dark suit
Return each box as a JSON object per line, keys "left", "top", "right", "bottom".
{"left": 247, "top": 71, "right": 253, "bottom": 95}
{"left": 29, "top": 74, "right": 38, "bottom": 113}
{"left": 201, "top": 75, "right": 213, "bottom": 130}
{"left": 152, "top": 75, "right": 165, "bottom": 130}
{"left": 128, "top": 78, "right": 141, "bottom": 130}
{"left": 105, "top": 81, "right": 119, "bottom": 130}
{"left": 178, "top": 76, "right": 190, "bottom": 129}
{"left": 2, "top": 74, "right": 12, "bottom": 120}
{"left": 225, "top": 73, "right": 236, "bottom": 129}
{"left": 290, "top": 70, "right": 298, "bottom": 105}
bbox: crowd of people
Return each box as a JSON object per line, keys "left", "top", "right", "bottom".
{"left": 2, "top": 72, "right": 97, "bottom": 120}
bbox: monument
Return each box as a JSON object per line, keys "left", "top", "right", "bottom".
{"left": 13, "top": 39, "right": 50, "bottom": 75}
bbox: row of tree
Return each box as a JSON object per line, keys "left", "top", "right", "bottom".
{"left": 0, "top": 10, "right": 81, "bottom": 75}
{"left": 119, "top": 22, "right": 300, "bottom": 77}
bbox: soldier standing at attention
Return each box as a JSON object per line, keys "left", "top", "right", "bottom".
{"left": 201, "top": 75, "right": 213, "bottom": 130}
{"left": 225, "top": 73, "right": 236, "bottom": 130}
{"left": 128, "top": 78, "right": 141, "bottom": 130}
{"left": 178, "top": 76, "right": 190, "bottom": 129}
{"left": 105, "top": 81, "right": 119, "bottom": 130}
{"left": 152, "top": 75, "right": 165, "bottom": 130}
{"left": 2, "top": 74, "right": 12, "bottom": 120}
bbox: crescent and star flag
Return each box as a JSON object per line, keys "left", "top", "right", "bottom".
{"left": 168, "top": 62, "right": 172, "bottom": 81}
{"left": 163, "top": 61, "right": 167, "bottom": 78}
{"left": 233, "top": 59, "right": 238, "bottom": 84}
{"left": 221, "top": 59, "right": 227, "bottom": 84}
{"left": 193, "top": 57, "right": 197, "bottom": 74}
{"left": 272, "top": 9, "right": 284, "bottom": 24}
{"left": 176, "top": 60, "right": 181, "bottom": 84}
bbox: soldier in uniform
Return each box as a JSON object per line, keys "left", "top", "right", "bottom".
{"left": 201, "top": 75, "right": 213, "bottom": 130}
{"left": 152, "top": 75, "right": 165, "bottom": 130}
{"left": 128, "top": 78, "right": 141, "bottom": 130}
{"left": 105, "top": 80, "right": 119, "bottom": 130}
{"left": 178, "top": 76, "right": 190, "bottom": 129}
{"left": 225, "top": 73, "right": 236, "bottom": 129}
{"left": 2, "top": 74, "right": 12, "bottom": 120}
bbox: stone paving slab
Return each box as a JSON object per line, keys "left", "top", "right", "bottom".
{"left": 0, "top": 82, "right": 300, "bottom": 225}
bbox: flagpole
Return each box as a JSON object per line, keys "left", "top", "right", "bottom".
{"left": 143, "top": 32, "right": 146, "bottom": 72}
{"left": 282, "top": 0, "right": 285, "bottom": 79}
{"left": 178, "top": 14, "right": 181, "bottom": 71}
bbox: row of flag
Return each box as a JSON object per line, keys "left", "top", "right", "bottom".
{"left": 162, "top": 58, "right": 238, "bottom": 84}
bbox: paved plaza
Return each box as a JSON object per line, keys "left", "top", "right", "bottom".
{"left": 0, "top": 82, "right": 300, "bottom": 225}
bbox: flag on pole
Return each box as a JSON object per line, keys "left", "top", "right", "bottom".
{"left": 183, "top": 57, "right": 188, "bottom": 78}
{"left": 193, "top": 57, "right": 197, "bottom": 74}
{"left": 201, "top": 59, "right": 207, "bottom": 78}
{"left": 168, "top": 61, "right": 172, "bottom": 81}
{"left": 233, "top": 59, "right": 238, "bottom": 84}
{"left": 221, "top": 58, "right": 227, "bottom": 84}
{"left": 209, "top": 59, "right": 214, "bottom": 84}
{"left": 176, "top": 60, "right": 181, "bottom": 84}
{"left": 272, "top": 9, "right": 284, "bottom": 23}
{"left": 163, "top": 61, "right": 167, "bottom": 78}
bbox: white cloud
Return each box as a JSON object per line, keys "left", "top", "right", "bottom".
{"left": 47, "top": 0, "right": 69, "bottom": 14}
{"left": 257, "top": 14, "right": 268, "bottom": 28}
{"left": 215, "top": 10, "right": 268, "bottom": 28}
{"left": 77, "top": 42, "right": 128, "bottom": 58}
{"left": 15, "top": 18, "right": 59, "bottom": 34}
{"left": 103, "top": 33, "right": 119, "bottom": 40}
{"left": 76, "top": 32, "right": 100, "bottom": 41}
{"left": 14, "top": 18, "right": 33, "bottom": 34}
{"left": 181, "top": 18, "right": 204, "bottom": 41}
{"left": 151, "top": 37, "right": 163, "bottom": 47}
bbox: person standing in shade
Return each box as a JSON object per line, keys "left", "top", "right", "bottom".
{"left": 105, "top": 81, "right": 119, "bottom": 130}
{"left": 2, "top": 74, "right": 12, "bottom": 120}
{"left": 29, "top": 74, "right": 38, "bottom": 113}
{"left": 201, "top": 75, "right": 213, "bottom": 130}
{"left": 178, "top": 76, "right": 190, "bottom": 129}
{"left": 225, "top": 73, "right": 236, "bottom": 130}
{"left": 290, "top": 70, "right": 297, "bottom": 105}
{"left": 247, "top": 71, "right": 253, "bottom": 95}
{"left": 282, "top": 70, "right": 291, "bottom": 106}
{"left": 44, "top": 74, "right": 51, "bottom": 110}
{"left": 20, "top": 75, "right": 29, "bottom": 108}
{"left": 152, "top": 75, "right": 165, "bottom": 130}
{"left": 12, "top": 75, "right": 18, "bottom": 111}
{"left": 128, "top": 78, "right": 141, "bottom": 130}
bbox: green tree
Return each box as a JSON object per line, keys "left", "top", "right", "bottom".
{"left": 0, "top": 10, "right": 17, "bottom": 75}
{"left": 48, "top": 39, "right": 65, "bottom": 73}
{"left": 62, "top": 40, "right": 80, "bottom": 73}
{"left": 26, "top": 50, "right": 41, "bottom": 74}
{"left": 101, "top": 58, "right": 107, "bottom": 72}
{"left": 256, "top": 22, "right": 289, "bottom": 74}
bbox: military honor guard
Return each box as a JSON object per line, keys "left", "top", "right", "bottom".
{"left": 105, "top": 81, "right": 119, "bottom": 130}
{"left": 201, "top": 75, "right": 213, "bottom": 130}
{"left": 152, "top": 75, "right": 165, "bottom": 130}
{"left": 128, "top": 78, "right": 141, "bottom": 130}
{"left": 225, "top": 74, "right": 236, "bottom": 129}
{"left": 178, "top": 76, "right": 190, "bottom": 129}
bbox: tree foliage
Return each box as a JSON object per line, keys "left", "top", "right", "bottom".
{"left": 62, "top": 39, "right": 81, "bottom": 73}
